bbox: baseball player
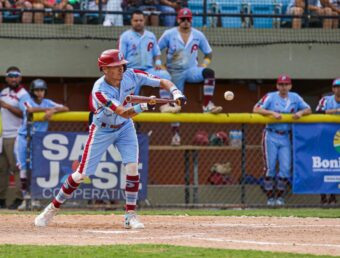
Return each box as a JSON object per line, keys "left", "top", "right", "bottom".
{"left": 118, "top": 9, "right": 171, "bottom": 96}
{"left": 158, "top": 7, "right": 222, "bottom": 145}
{"left": 253, "top": 75, "right": 311, "bottom": 206}
{"left": 316, "top": 78, "right": 340, "bottom": 205}
{"left": 16, "top": 79, "right": 69, "bottom": 210}
{"left": 0, "top": 67, "right": 30, "bottom": 210}
{"left": 35, "top": 49, "right": 186, "bottom": 229}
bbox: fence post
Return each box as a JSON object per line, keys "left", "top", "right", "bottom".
{"left": 304, "top": 0, "right": 309, "bottom": 28}
{"left": 241, "top": 124, "right": 246, "bottom": 205}
{"left": 203, "top": 0, "right": 207, "bottom": 26}
{"left": 26, "top": 111, "right": 33, "bottom": 210}
{"left": 98, "top": 0, "right": 103, "bottom": 24}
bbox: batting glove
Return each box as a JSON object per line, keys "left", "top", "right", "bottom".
{"left": 170, "top": 87, "right": 187, "bottom": 107}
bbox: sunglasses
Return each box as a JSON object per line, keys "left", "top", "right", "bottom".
{"left": 6, "top": 72, "right": 21, "bottom": 78}
{"left": 180, "top": 17, "right": 191, "bottom": 22}
{"left": 33, "top": 88, "right": 46, "bottom": 92}
{"left": 277, "top": 83, "right": 290, "bottom": 86}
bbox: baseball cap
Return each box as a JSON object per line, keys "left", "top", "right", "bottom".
{"left": 332, "top": 78, "right": 340, "bottom": 87}
{"left": 178, "top": 8, "right": 192, "bottom": 19}
{"left": 277, "top": 74, "right": 291, "bottom": 84}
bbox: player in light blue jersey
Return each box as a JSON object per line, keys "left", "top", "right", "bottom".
{"left": 158, "top": 7, "right": 222, "bottom": 145}
{"left": 16, "top": 79, "right": 69, "bottom": 210}
{"left": 119, "top": 10, "right": 171, "bottom": 96}
{"left": 35, "top": 49, "right": 186, "bottom": 229}
{"left": 316, "top": 78, "right": 340, "bottom": 205}
{"left": 253, "top": 75, "right": 311, "bottom": 206}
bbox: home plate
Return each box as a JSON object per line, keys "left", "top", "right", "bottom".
{"left": 84, "top": 230, "right": 139, "bottom": 234}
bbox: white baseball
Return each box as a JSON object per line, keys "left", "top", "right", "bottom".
{"left": 224, "top": 91, "right": 234, "bottom": 101}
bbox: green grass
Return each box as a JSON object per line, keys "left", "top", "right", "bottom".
{"left": 0, "top": 244, "right": 335, "bottom": 258}
{"left": 1, "top": 208, "right": 339, "bottom": 218}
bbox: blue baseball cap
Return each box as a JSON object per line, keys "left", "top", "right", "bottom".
{"left": 332, "top": 78, "right": 340, "bottom": 87}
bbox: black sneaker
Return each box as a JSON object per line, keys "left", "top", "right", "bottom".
{"left": 8, "top": 198, "right": 23, "bottom": 210}
{"left": 0, "top": 199, "right": 6, "bottom": 209}
{"left": 328, "top": 194, "right": 337, "bottom": 204}
{"left": 320, "top": 194, "right": 328, "bottom": 205}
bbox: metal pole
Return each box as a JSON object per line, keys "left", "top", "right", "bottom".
{"left": 26, "top": 111, "right": 33, "bottom": 210}
{"left": 304, "top": 0, "right": 309, "bottom": 28}
{"left": 203, "top": 0, "right": 207, "bottom": 26}
{"left": 98, "top": 0, "right": 103, "bottom": 24}
{"left": 192, "top": 150, "right": 199, "bottom": 204}
{"left": 241, "top": 124, "right": 246, "bottom": 205}
{"left": 184, "top": 150, "right": 190, "bottom": 204}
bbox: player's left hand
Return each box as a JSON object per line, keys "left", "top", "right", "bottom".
{"left": 292, "top": 111, "right": 303, "bottom": 119}
{"left": 171, "top": 88, "right": 187, "bottom": 107}
{"left": 44, "top": 109, "right": 55, "bottom": 120}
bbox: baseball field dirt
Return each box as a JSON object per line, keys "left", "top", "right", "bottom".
{"left": 0, "top": 214, "right": 339, "bottom": 256}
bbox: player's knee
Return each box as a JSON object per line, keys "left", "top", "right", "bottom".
{"left": 71, "top": 171, "right": 86, "bottom": 184}
{"left": 125, "top": 163, "right": 138, "bottom": 176}
{"left": 277, "top": 177, "right": 289, "bottom": 191}
{"left": 202, "top": 68, "right": 215, "bottom": 79}
{"left": 263, "top": 176, "right": 274, "bottom": 191}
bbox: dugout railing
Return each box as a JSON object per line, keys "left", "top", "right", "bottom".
{"left": 29, "top": 112, "right": 340, "bottom": 209}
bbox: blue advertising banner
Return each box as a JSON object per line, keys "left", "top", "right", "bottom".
{"left": 31, "top": 132, "right": 149, "bottom": 200}
{"left": 293, "top": 123, "right": 340, "bottom": 194}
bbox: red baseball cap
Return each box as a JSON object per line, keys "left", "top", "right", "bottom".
{"left": 277, "top": 74, "right": 292, "bottom": 84}
{"left": 178, "top": 8, "right": 193, "bottom": 19}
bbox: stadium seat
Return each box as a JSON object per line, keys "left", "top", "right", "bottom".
{"left": 248, "top": 0, "right": 275, "bottom": 28}
{"left": 3, "top": 12, "right": 20, "bottom": 23}
{"left": 219, "top": 3, "right": 242, "bottom": 28}
{"left": 188, "top": 1, "right": 204, "bottom": 27}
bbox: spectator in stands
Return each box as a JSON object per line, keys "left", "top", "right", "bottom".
{"left": 103, "top": 0, "right": 123, "bottom": 26}
{"left": 16, "top": 79, "right": 69, "bottom": 210}
{"left": 118, "top": 9, "right": 171, "bottom": 94}
{"left": 139, "top": 0, "right": 160, "bottom": 26}
{"left": 287, "top": 0, "right": 335, "bottom": 28}
{"left": 157, "top": 0, "right": 180, "bottom": 26}
{"left": 316, "top": 78, "right": 340, "bottom": 205}
{"left": 82, "top": 0, "right": 107, "bottom": 24}
{"left": 0, "top": 1, "right": 3, "bottom": 23}
{"left": 158, "top": 7, "right": 222, "bottom": 145}
{"left": 253, "top": 75, "right": 311, "bottom": 206}
{"left": 2, "top": 0, "right": 35, "bottom": 23}
{"left": 0, "top": 67, "right": 29, "bottom": 210}
{"left": 321, "top": 0, "right": 340, "bottom": 28}
{"left": 121, "top": 0, "right": 142, "bottom": 25}
{"left": 41, "top": 0, "right": 74, "bottom": 24}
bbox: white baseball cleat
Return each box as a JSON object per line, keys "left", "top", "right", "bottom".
{"left": 203, "top": 101, "right": 223, "bottom": 114}
{"left": 124, "top": 212, "right": 145, "bottom": 229}
{"left": 34, "top": 203, "right": 59, "bottom": 227}
{"left": 159, "top": 103, "right": 181, "bottom": 113}
{"left": 267, "top": 198, "right": 276, "bottom": 206}
{"left": 276, "top": 197, "right": 285, "bottom": 206}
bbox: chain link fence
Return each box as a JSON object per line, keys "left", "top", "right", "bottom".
{"left": 36, "top": 117, "right": 337, "bottom": 209}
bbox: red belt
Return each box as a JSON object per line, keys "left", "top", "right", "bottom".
{"left": 100, "top": 122, "right": 124, "bottom": 129}
{"left": 267, "top": 128, "right": 291, "bottom": 135}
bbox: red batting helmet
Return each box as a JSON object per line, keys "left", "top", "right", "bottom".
{"left": 97, "top": 49, "right": 128, "bottom": 71}
{"left": 178, "top": 8, "right": 193, "bottom": 19}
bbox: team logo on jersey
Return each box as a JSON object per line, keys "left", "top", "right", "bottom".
{"left": 334, "top": 130, "right": 340, "bottom": 153}
{"left": 191, "top": 44, "right": 198, "bottom": 53}
{"left": 147, "top": 42, "right": 153, "bottom": 52}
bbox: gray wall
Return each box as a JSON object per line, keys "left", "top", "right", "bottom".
{"left": 0, "top": 26, "right": 339, "bottom": 79}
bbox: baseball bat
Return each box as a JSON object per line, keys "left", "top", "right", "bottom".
{"left": 125, "top": 95, "right": 179, "bottom": 105}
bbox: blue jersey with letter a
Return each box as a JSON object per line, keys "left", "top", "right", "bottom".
{"left": 158, "top": 27, "right": 212, "bottom": 71}
{"left": 255, "top": 92, "right": 310, "bottom": 131}
{"left": 18, "top": 97, "right": 63, "bottom": 135}
{"left": 91, "top": 69, "right": 161, "bottom": 126}
{"left": 119, "top": 29, "right": 160, "bottom": 70}
{"left": 316, "top": 95, "right": 340, "bottom": 114}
